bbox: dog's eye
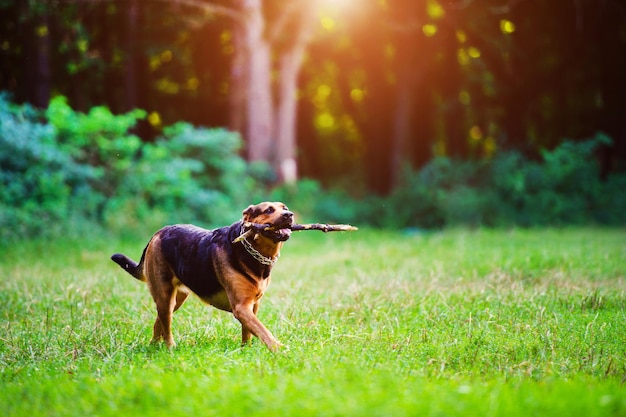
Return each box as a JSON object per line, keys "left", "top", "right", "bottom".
{"left": 264, "top": 207, "right": 275, "bottom": 214}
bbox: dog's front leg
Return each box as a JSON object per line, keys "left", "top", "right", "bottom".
{"left": 241, "top": 302, "right": 259, "bottom": 345}
{"left": 233, "top": 301, "right": 282, "bottom": 351}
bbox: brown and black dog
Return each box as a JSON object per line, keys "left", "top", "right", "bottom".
{"left": 110, "top": 202, "right": 294, "bottom": 351}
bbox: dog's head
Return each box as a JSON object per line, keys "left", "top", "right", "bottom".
{"left": 243, "top": 202, "right": 294, "bottom": 242}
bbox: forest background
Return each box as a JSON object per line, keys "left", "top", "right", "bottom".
{"left": 1, "top": 0, "right": 625, "bottom": 241}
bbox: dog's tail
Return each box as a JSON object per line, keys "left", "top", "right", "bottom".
{"left": 111, "top": 248, "right": 146, "bottom": 282}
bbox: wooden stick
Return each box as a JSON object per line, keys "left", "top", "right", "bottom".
{"left": 233, "top": 222, "right": 358, "bottom": 243}
{"left": 289, "top": 223, "right": 358, "bottom": 232}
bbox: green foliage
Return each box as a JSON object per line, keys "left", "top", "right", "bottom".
{"left": 1, "top": 93, "right": 624, "bottom": 241}
{"left": 488, "top": 133, "right": 617, "bottom": 226}
{"left": 110, "top": 122, "right": 270, "bottom": 232}
{"left": 0, "top": 94, "right": 96, "bottom": 239}
{"left": 0, "top": 95, "right": 271, "bottom": 242}
{"left": 46, "top": 96, "right": 147, "bottom": 221}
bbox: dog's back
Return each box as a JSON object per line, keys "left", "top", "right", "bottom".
{"left": 157, "top": 224, "right": 238, "bottom": 298}
{"left": 111, "top": 223, "right": 242, "bottom": 294}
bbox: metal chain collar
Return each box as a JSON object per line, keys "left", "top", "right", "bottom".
{"left": 238, "top": 230, "right": 279, "bottom": 266}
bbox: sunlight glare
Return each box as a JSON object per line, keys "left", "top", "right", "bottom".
{"left": 500, "top": 19, "right": 516, "bottom": 34}
{"left": 469, "top": 125, "right": 483, "bottom": 141}
{"left": 350, "top": 88, "right": 365, "bottom": 102}
{"left": 427, "top": 0, "right": 445, "bottom": 19}
{"left": 320, "top": 16, "right": 336, "bottom": 32}
{"left": 467, "top": 47, "right": 481, "bottom": 58}
{"left": 456, "top": 30, "right": 467, "bottom": 43}
{"left": 316, "top": 112, "right": 336, "bottom": 131}
{"left": 422, "top": 24, "right": 438, "bottom": 37}
{"left": 318, "top": 0, "right": 355, "bottom": 16}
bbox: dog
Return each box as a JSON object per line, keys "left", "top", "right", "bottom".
{"left": 110, "top": 202, "right": 294, "bottom": 351}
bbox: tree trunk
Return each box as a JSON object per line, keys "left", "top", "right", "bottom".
{"left": 275, "top": 10, "right": 313, "bottom": 183}
{"left": 388, "top": 2, "right": 422, "bottom": 188}
{"left": 390, "top": 53, "right": 420, "bottom": 188}
{"left": 228, "top": 23, "right": 247, "bottom": 135}
{"left": 184, "top": 0, "right": 313, "bottom": 183}
{"left": 275, "top": 51, "right": 301, "bottom": 183}
{"left": 240, "top": 0, "right": 274, "bottom": 163}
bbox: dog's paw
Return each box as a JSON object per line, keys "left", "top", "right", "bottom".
{"left": 269, "top": 341, "right": 290, "bottom": 353}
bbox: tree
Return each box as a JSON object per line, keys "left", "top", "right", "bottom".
{"left": 168, "top": 0, "right": 326, "bottom": 183}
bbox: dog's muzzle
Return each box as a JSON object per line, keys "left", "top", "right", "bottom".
{"left": 261, "top": 210, "right": 294, "bottom": 242}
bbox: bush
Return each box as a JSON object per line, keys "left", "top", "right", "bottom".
{"left": 109, "top": 122, "right": 272, "bottom": 231}
{"left": 0, "top": 94, "right": 98, "bottom": 240}
{"left": 46, "top": 96, "right": 147, "bottom": 221}
{"left": 0, "top": 95, "right": 272, "bottom": 241}
{"left": 1, "top": 93, "right": 623, "bottom": 241}
{"left": 387, "top": 133, "right": 625, "bottom": 228}
{"left": 489, "top": 133, "right": 615, "bottom": 226}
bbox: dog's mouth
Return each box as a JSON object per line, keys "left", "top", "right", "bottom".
{"left": 260, "top": 221, "right": 293, "bottom": 242}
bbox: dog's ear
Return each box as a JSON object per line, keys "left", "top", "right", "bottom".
{"left": 242, "top": 205, "right": 257, "bottom": 221}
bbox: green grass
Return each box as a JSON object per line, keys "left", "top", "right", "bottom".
{"left": 1, "top": 228, "right": 625, "bottom": 416}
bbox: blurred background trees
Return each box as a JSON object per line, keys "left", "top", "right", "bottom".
{"left": 1, "top": 0, "right": 625, "bottom": 238}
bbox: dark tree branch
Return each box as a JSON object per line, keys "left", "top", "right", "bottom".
{"left": 57, "top": 0, "right": 242, "bottom": 20}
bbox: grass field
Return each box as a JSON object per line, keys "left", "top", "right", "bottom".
{"left": 1, "top": 228, "right": 625, "bottom": 416}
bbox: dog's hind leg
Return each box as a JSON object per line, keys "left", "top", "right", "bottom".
{"left": 143, "top": 237, "right": 180, "bottom": 348}
{"left": 150, "top": 283, "right": 178, "bottom": 348}
{"left": 151, "top": 286, "right": 189, "bottom": 347}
